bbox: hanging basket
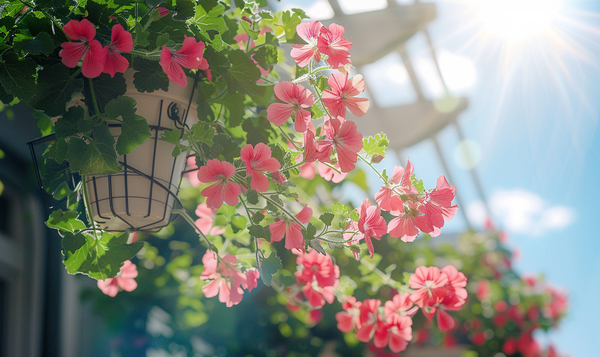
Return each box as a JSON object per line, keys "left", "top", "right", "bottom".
{"left": 81, "top": 71, "right": 199, "bottom": 231}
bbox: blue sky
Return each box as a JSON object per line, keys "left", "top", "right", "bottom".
{"left": 274, "top": 0, "right": 599, "bottom": 355}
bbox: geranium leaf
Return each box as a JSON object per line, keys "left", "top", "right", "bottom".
{"left": 171, "top": 0, "right": 195, "bottom": 21}
{"left": 68, "top": 125, "right": 122, "bottom": 175}
{"left": 64, "top": 231, "right": 143, "bottom": 279}
{"left": 223, "top": 50, "right": 264, "bottom": 97}
{"left": 133, "top": 58, "right": 170, "bottom": 93}
{"left": 55, "top": 106, "right": 85, "bottom": 139}
{"left": 46, "top": 209, "right": 86, "bottom": 234}
{"left": 29, "top": 64, "right": 84, "bottom": 117}
{"left": 0, "top": 53, "right": 37, "bottom": 102}
{"left": 13, "top": 31, "right": 55, "bottom": 55}
{"left": 259, "top": 251, "right": 282, "bottom": 287}
{"left": 86, "top": 73, "right": 127, "bottom": 111}
{"left": 117, "top": 113, "right": 151, "bottom": 155}
{"left": 246, "top": 188, "right": 259, "bottom": 205}
{"left": 252, "top": 44, "right": 278, "bottom": 70}
{"left": 319, "top": 213, "right": 335, "bottom": 226}
{"left": 190, "top": 3, "right": 227, "bottom": 33}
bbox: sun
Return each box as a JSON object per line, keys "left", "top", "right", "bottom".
{"left": 476, "top": 0, "right": 562, "bottom": 40}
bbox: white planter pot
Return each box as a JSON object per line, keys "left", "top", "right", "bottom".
{"left": 83, "top": 71, "right": 199, "bottom": 231}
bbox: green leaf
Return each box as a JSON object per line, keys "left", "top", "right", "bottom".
{"left": 172, "top": 0, "right": 196, "bottom": 21}
{"left": 161, "top": 128, "right": 182, "bottom": 144}
{"left": 67, "top": 125, "right": 122, "bottom": 175}
{"left": 350, "top": 210, "right": 360, "bottom": 222}
{"left": 62, "top": 232, "right": 86, "bottom": 255}
{"left": 64, "top": 231, "right": 144, "bottom": 279}
{"left": 0, "top": 53, "right": 38, "bottom": 102}
{"left": 133, "top": 58, "right": 170, "bottom": 93}
{"left": 362, "top": 133, "right": 389, "bottom": 157}
{"left": 196, "top": 88, "right": 215, "bottom": 122}
{"left": 220, "top": 93, "right": 245, "bottom": 127}
{"left": 134, "top": 23, "right": 150, "bottom": 47}
{"left": 29, "top": 64, "right": 84, "bottom": 117}
{"left": 319, "top": 213, "right": 335, "bottom": 226}
{"left": 259, "top": 251, "right": 282, "bottom": 286}
{"left": 86, "top": 73, "right": 127, "bottom": 111}
{"left": 281, "top": 9, "right": 308, "bottom": 42}
{"left": 411, "top": 174, "right": 425, "bottom": 194}
{"left": 86, "top": 0, "right": 117, "bottom": 28}
{"left": 155, "top": 32, "right": 170, "bottom": 49}
{"left": 252, "top": 211, "right": 264, "bottom": 224}
{"left": 230, "top": 215, "right": 247, "bottom": 230}
{"left": 46, "top": 209, "right": 86, "bottom": 234}
{"left": 14, "top": 31, "right": 55, "bottom": 55}
{"left": 246, "top": 188, "right": 259, "bottom": 205}
{"left": 46, "top": 138, "right": 69, "bottom": 164}
{"left": 248, "top": 224, "right": 266, "bottom": 239}
{"left": 309, "top": 239, "right": 327, "bottom": 255}
{"left": 240, "top": 20, "right": 259, "bottom": 39}
{"left": 242, "top": 115, "right": 271, "bottom": 146}
{"left": 252, "top": 44, "right": 277, "bottom": 71}
{"left": 211, "top": 134, "right": 240, "bottom": 162}
{"left": 54, "top": 106, "right": 85, "bottom": 139}
{"left": 105, "top": 96, "right": 152, "bottom": 155}
{"left": 190, "top": 3, "right": 227, "bottom": 33}
{"left": 302, "top": 223, "right": 317, "bottom": 241}
{"left": 190, "top": 123, "right": 214, "bottom": 145}
{"left": 223, "top": 50, "right": 264, "bottom": 97}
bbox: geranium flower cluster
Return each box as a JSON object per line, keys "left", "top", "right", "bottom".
{"left": 59, "top": 19, "right": 209, "bottom": 87}
{"left": 200, "top": 251, "right": 259, "bottom": 307}
{"left": 335, "top": 265, "right": 466, "bottom": 353}
{"left": 290, "top": 250, "right": 340, "bottom": 308}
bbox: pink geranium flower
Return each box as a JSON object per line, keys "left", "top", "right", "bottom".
{"left": 200, "top": 251, "right": 259, "bottom": 307}
{"left": 102, "top": 24, "right": 133, "bottom": 78}
{"left": 291, "top": 21, "right": 324, "bottom": 67}
{"left": 317, "top": 23, "right": 352, "bottom": 69}
{"left": 374, "top": 165, "right": 405, "bottom": 211}
{"left": 383, "top": 313, "right": 413, "bottom": 353}
{"left": 269, "top": 204, "right": 312, "bottom": 250}
{"left": 295, "top": 250, "right": 340, "bottom": 307}
{"left": 320, "top": 118, "right": 363, "bottom": 173}
{"left": 336, "top": 296, "right": 362, "bottom": 332}
{"left": 59, "top": 19, "right": 107, "bottom": 78}
{"left": 184, "top": 156, "right": 202, "bottom": 187}
{"left": 97, "top": 260, "right": 138, "bottom": 297}
{"left": 409, "top": 266, "right": 448, "bottom": 308}
{"left": 318, "top": 163, "right": 346, "bottom": 183}
{"left": 384, "top": 293, "right": 419, "bottom": 319}
{"left": 198, "top": 159, "right": 241, "bottom": 208}
{"left": 322, "top": 72, "right": 370, "bottom": 120}
{"left": 240, "top": 143, "right": 281, "bottom": 192}
{"left": 356, "top": 299, "right": 382, "bottom": 343}
{"left": 357, "top": 199, "right": 388, "bottom": 258}
{"left": 267, "top": 82, "right": 314, "bottom": 133}
{"left": 160, "top": 36, "right": 209, "bottom": 88}
{"left": 195, "top": 203, "right": 226, "bottom": 236}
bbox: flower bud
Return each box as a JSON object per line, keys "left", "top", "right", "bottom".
{"left": 371, "top": 154, "right": 384, "bottom": 164}
{"left": 348, "top": 244, "right": 361, "bottom": 254}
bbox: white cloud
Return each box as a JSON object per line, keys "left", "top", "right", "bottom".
{"left": 467, "top": 188, "right": 575, "bottom": 236}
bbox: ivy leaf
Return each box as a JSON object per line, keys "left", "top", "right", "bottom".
{"left": 155, "top": 33, "right": 170, "bottom": 49}
{"left": 64, "top": 231, "right": 144, "bottom": 280}
{"left": 46, "top": 139, "right": 69, "bottom": 164}
{"left": 211, "top": 134, "right": 240, "bottom": 162}
{"left": 29, "top": 64, "right": 84, "bottom": 117}
{"left": 319, "top": 213, "right": 335, "bottom": 226}
{"left": 62, "top": 232, "right": 86, "bottom": 256}
{"left": 13, "top": 31, "right": 55, "bottom": 55}
{"left": 362, "top": 133, "right": 389, "bottom": 157}
{"left": 240, "top": 20, "right": 259, "bottom": 39}
{"left": 105, "top": 97, "right": 152, "bottom": 155}
{"left": 55, "top": 106, "right": 85, "bottom": 139}
{"left": 133, "top": 58, "right": 170, "bottom": 93}
{"left": 223, "top": 50, "right": 264, "bottom": 97}
{"left": 252, "top": 44, "right": 278, "bottom": 70}
{"left": 161, "top": 128, "right": 182, "bottom": 144}
{"left": 230, "top": 215, "right": 247, "bottom": 232}
{"left": 68, "top": 125, "right": 122, "bottom": 175}
{"left": 190, "top": 123, "right": 214, "bottom": 145}
{"left": 411, "top": 174, "right": 425, "bottom": 194}
{"left": 281, "top": 9, "right": 308, "bottom": 43}
{"left": 246, "top": 188, "right": 259, "bottom": 205}
{"left": 259, "top": 251, "right": 282, "bottom": 287}
{"left": 190, "top": 3, "right": 227, "bottom": 33}
{"left": 196, "top": 87, "right": 215, "bottom": 122}
{"left": 134, "top": 23, "right": 150, "bottom": 47}
{"left": 220, "top": 93, "right": 245, "bottom": 127}
{"left": 242, "top": 115, "right": 271, "bottom": 146}
{"left": 46, "top": 209, "right": 86, "bottom": 234}
{"left": 350, "top": 210, "right": 360, "bottom": 222}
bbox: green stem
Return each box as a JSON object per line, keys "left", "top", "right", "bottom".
{"left": 87, "top": 78, "right": 102, "bottom": 116}
{"left": 321, "top": 161, "right": 342, "bottom": 174}
{"left": 358, "top": 154, "right": 387, "bottom": 183}
{"left": 172, "top": 208, "right": 214, "bottom": 250}
{"left": 80, "top": 177, "right": 99, "bottom": 241}
{"left": 278, "top": 126, "right": 300, "bottom": 151}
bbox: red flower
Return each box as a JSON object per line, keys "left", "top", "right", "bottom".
{"left": 317, "top": 23, "right": 352, "bottom": 69}
{"left": 269, "top": 205, "right": 312, "bottom": 250}
{"left": 409, "top": 266, "right": 448, "bottom": 308}
{"left": 356, "top": 299, "right": 382, "bottom": 343}
{"left": 291, "top": 21, "right": 323, "bottom": 67}
{"left": 101, "top": 24, "right": 133, "bottom": 77}
{"left": 320, "top": 118, "right": 363, "bottom": 173}
{"left": 384, "top": 293, "right": 418, "bottom": 319}
{"left": 267, "top": 81, "right": 314, "bottom": 133}
{"left": 200, "top": 251, "right": 259, "bottom": 307}
{"left": 294, "top": 250, "right": 339, "bottom": 307}
{"left": 336, "top": 296, "right": 362, "bottom": 332}
{"left": 383, "top": 313, "right": 413, "bottom": 353}
{"left": 198, "top": 159, "right": 241, "bottom": 208}
{"left": 240, "top": 143, "right": 281, "bottom": 192}
{"left": 59, "top": 19, "right": 107, "bottom": 78}
{"left": 357, "top": 199, "right": 387, "bottom": 258}
{"left": 322, "top": 72, "right": 370, "bottom": 120}
{"left": 97, "top": 260, "right": 138, "bottom": 297}
{"left": 160, "top": 36, "right": 209, "bottom": 88}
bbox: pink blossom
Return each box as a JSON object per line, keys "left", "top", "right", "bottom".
{"left": 303, "top": 130, "right": 328, "bottom": 163}
{"left": 442, "top": 265, "right": 468, "bottom": 305}
{"left": 299, "top": 162, "right": 316, "bottom": 179}
{"left": 240, "top": 143, "right": 281, "bottom": 192}
{"left": 336, "top": 296, "right": 362, "bottom": 332}
{"left": 200, "top": 251, "right": 259, "bottom": 307}
{"left": 97, "top": 260, "right": 138, "bottom": 297}
{"left": 318, "top": 163, "right": 346, "bottom": 183}
{"left": 290, "top": 250, "right": 340, "bottom": 308}
{"left": 233, "top": 28, "right": 273, "bottom": 80}
{"left": 269, "top": 205, "right": 312, "bottom": 250}
{"left": 267, "top": 82, "right": 314, "bottom": 133}
{"left": 357, "top": 199, "right": 388, "bottom": 259}
{"left": 102, "top": 24, "right": 133, "bottom": 78}
{"left": 291, "top": 21, "right": 323, "bottom": 67}
{"left": 320, "top": 118, "right": 363, "bottom": 173}
{"left": 409, "top": 266, "right": 448, "bottom": 308}
{"left": 160, "top": 36, "right": 209, "bottom": 88}
{"left": 317, "top": 23, "right": 352, "bottom": 69}
{"left": 60, "top": 19, "right": 107, "bottom": 78}
{"left": 381, "top": 313, "right": 413, "bottom": 353}
{"left": 184, "top": 156, "right": 202, "bottom": 187}
{"left": 155, "top": 6, "right": 169, "bottom": 17}
{"left": 195, "top": 203, "right": 226, "bottom": 236}
{"left": 322, "top": 72, "right": 370, "bottom": 120}
{"left": 198, "top": 159, "right": 241, "bottom": 208}
{"left": 384, "top": 293, "right": 418, "bottom": 319}
{"left": 355, "top": 299, "right": 382, "bottom": 343}
{"left": 374, "top": 165, "right": 405, "bottom": 211}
